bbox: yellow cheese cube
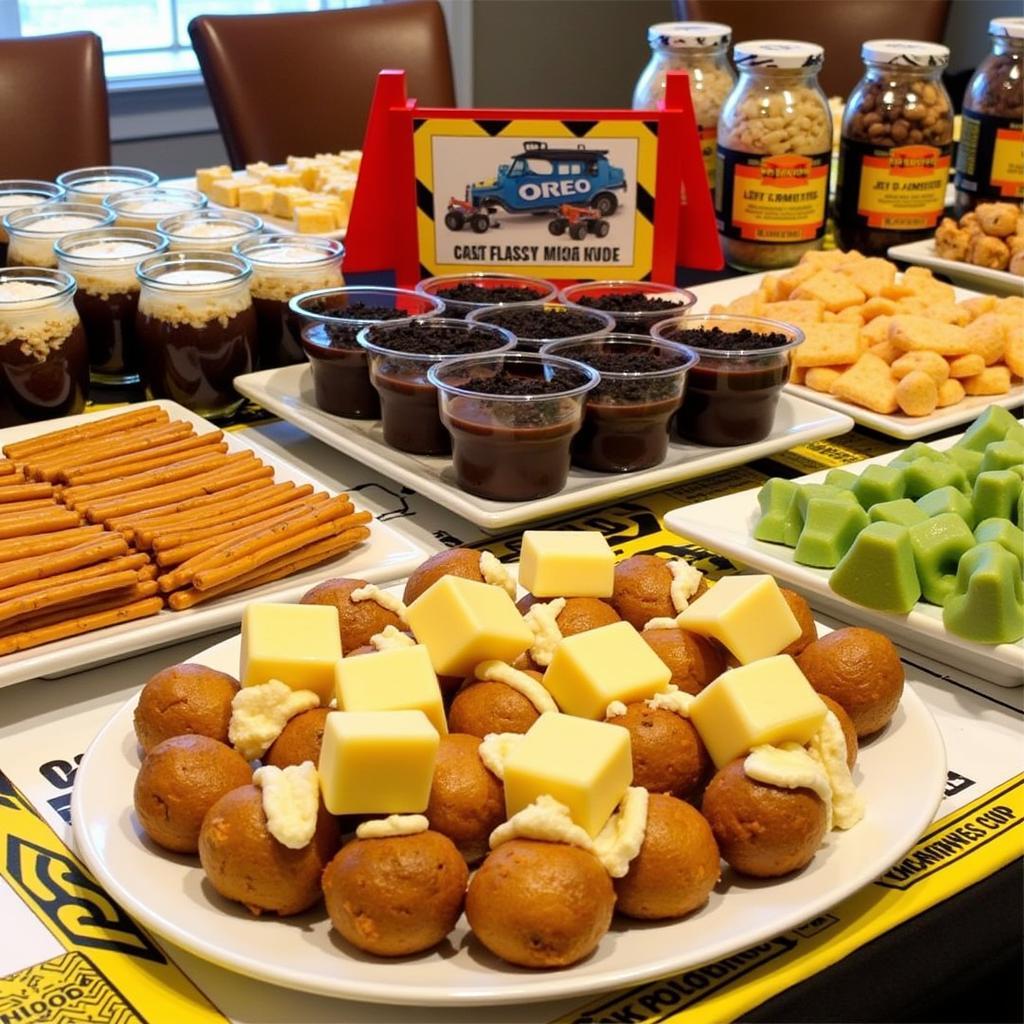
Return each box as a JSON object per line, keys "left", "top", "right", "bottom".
{"left": 676, "top": 576, "right": 801, "bottom": 665}
{"left": 207, "top": 177, "right": 242, "bottom": 207}
{"left": 270, "top": 187, "right": 313, "bottom": 219}
{"left": 318, "top": 710, "right": 439, "bottom": 815}
{"left": 405, "top": 575, "right": 533, "bottom": 676}
{"left": 542, "top": 620, "right": 671, "bottom": 719}
{"left": 238, "top": 184, "right": 275, "bottom": 213}
{"left": 334, "top": 645, "right": 447, "bottom": 735}
{"left": 519, "top": 530, "right": 615, "bottom": 597}
{"left": 294, "top": 205, "right": 337, "bottom": 234}
{"left": 689, "top": 655, "right": 827, "bottom": 768}
{"left": 266, "top": 169, "right": 302, "bottom": 187}
{"left": 504, "top": 713, "right": 632, "bottom": 836}
{"left": 196, "top": 164, "right": 232, "bottom": 194}
{"left": 245, "top": 161, "right": 273, "bottom": 180}
{"left": 239, "top": 602, "right": 341, "bottom": 703}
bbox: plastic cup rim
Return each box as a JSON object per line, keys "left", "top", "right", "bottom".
{"left": 651, "top": 312, "right": 805, "bottom": 357}
{"left": 542, "top": 334, "right": 699, "bottom": 379}
{"left": 427, "top": 350, "right": 601, "bottom": 402}
{"left": 288, "top": 285, "right": 443, "bottom": 325}
{"left": 356, "top": 317, "right": 518, "bottom": 363}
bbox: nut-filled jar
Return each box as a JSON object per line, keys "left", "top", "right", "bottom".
{"left": 715, "top": 40, "right": 832, "bottom": 270}
{"left": 954, "top": 17, "right": 1024, "bottom": 216}
{"left": 632, "top": 22, "right": 735, "bottom": 187}
{"left": 835, "top": 41, "right": 954, "bottom": 254}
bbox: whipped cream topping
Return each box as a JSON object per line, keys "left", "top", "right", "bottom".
{"left": 744, "top": 742, "right": 834, "bottom": 831}
{"left": 593, "top": 786, "right": 649, "bottom": 877}
{"left": 807, "top": 710, "right": 865, "bottom": 830}
{"left": 522, "top": 597, "right": 566, "bottom": 667}
{"left": 369, "top": 625, "right": 416, "bottom": 651}
{"left": 68, "top": 240, "right": 152, "bottom": 260}
{"left": 249, "top": 244, "right": 334, "bottom": 265}
{"left": 478, "top": 550, "right": 516, "bottom": 598}
{"left": 667, "top": 559, "right": 704, "bottom": 613}
{"left": 350, "top": 583, "right": 407, "bottom": 621}
{"left": 157, "top": 269, "right": 234, "bottom": 286}
{"left": 0, "top": 281, "right": 59, "bottom": 304}
{"left": 643, "top": 616, "right": 681, "bottom": 631}
{"left": 171, "top": 220, "right": 251, "bottom": 238}
{"left": 489, "top": 794, "right": 593, "bottom": 852}
{"left": 253, "top": 761, "right": 319, "bottom": 849}
{"left": 228, "top": 680, "right": 320, "bottom": 760}
{"left": 73, "top": 179, "right": 140, "bottom": 194}
{"left": 645, "top": 685, "right": 694, "bottom": 717}
{"left": 474, "top": 660, "right": 557, "bottom": 713}
{"left": 21, "top": 214, "right": 99, "bottom": 234}
{"left": 356, "top": 814, "right": 429, "bottom": 839}
{"left": 605, "top": 700, "right": 628, "bottom": 719}
{"left": 0, "top": 193, "right": 46, "bottom": 208}
{"left": 477, "top": 731, "right": 524, "bottom": 779}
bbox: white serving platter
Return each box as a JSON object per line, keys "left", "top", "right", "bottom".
{"left": 72, "top": 629, "right": 946, "bottom": 1007}
{"left": 663, "top": 430, "right": 1024, "bottom": 687}
{"left": 234, "top": 364, "right": 853, "bottom": 533}
{"left": 0, "top": 400, "right": 428, "bottom": 688}
{"left": 888, "top": 238, "right": 1024, "bottom": 298}
{"left": 687, "top": 270, "right": 1024, "bottom": 441}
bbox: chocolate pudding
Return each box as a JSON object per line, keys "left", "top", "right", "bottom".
{"left": 0, "top": 182, "right": 64, "bottom": 265}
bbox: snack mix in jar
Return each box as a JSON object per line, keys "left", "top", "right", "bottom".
{"left": 954, "top": 16, "right": 1024, "bottom": 216}
{"left": 715, "top": 40, "right": 832, "bottom": 270}
{"left": 632, "top": 21, "right": 735, "bottom": 187}
{"left": 835, "top": 40, "right": 954, "bottom": 255}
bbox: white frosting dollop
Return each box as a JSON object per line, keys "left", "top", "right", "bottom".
{"left": 350, "top": 583, "right": 407, "bottom": 622}
{"left": 474, "top": 660, "right": 557, "bottom": 714}
{"left": 645, "top": 685, "right": 694, "bottom": 718}
{"left": 369, "top": 625, "right": 416, "bottom": 651}
{"left": 489, "top": 794, "right": 594, "bottom": 852}
{"left": 593, "top": 787, "right": 649, "bottom": 877}
{"left": 744, "top": 742, "right": 834, "bottom": 831}
{"left": 643, "top": 616, "right": 681, "bottom": 631}
{"left": 522, "top": 598, "right": 566, "bottom": 667}
{"left": 605, "top": 700, "right": 628, "bottom": 720}
{"left": 228, "top": 680, "right": 320, "bottom": 760}
{"left": 477, "top": 731, "right": 524, "bottom": 780}
{"left": 252, "top": 761, "right": 319, "bottom": 849}
{"left": 355, "top": 814, "right": 429, "bottom": 839}
{"left": 807, "top": 710, "right": 864, "bottom": 830}
{"left": 478, "top": 550, "right": 516, "bottom": 598}
{"left": 667, "top": 559, "right": 704, "bottom": 613}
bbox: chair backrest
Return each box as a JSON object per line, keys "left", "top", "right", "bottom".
{"left": 0, "top": 32, "right": 110, "bottom": 180}
{"left": 674, "top": 0, "right": 952, "bottom": 97}
{"left": 190, "top": 2, "right": 455, "bottom": 168}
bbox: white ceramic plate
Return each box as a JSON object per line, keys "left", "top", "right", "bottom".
{"left": 888, "top": 239, "right": 1024, "bottom": 298}
{"left": 663, "top": 430, "right": 1024, "bottom": 687}
{"left": 0, "top": 401, "right": 428, "bottom": 688}
{"left": 687, "top": 270, "right": 1024, "bottom": 441}
{"left": 72, "top": 631, "right": 946, "bottom": 1007}
{"left": 234, "top": 364, "right": 853, "bottom": 532}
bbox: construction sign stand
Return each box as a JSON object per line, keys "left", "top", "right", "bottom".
{"left": 343, "top": 69, "right": 722, "bottom": 288}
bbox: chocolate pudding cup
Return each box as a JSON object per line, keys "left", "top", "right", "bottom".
{"left": 136, "top": 250, "right": 257, "bottom": 418}
{"left": 290, "top": 286, "right": 443, "bottom": 419}
{"left": 238, "top": 237, "right": 344, "bottom": 369}
{"left": 428, "top": 352, "right": 599, "bottom": 501}
{"left": 56, "top": 166, "right": 159, "bottom": 206}
{"left": 159, "top": 209, "right": 263, "bottom": 254}
{"left": 3, "top": 202, "right": 115, "bottom": 269}
{"left": 467, "top": 301, "right": 614, "bottom": 354}
{"left": 543, "top": 334, "right": 698, "bottom": 472}
{"left": 0, "top": 180, "right": 65, "bottom": 265}
{"left": 358, "top": 318, "right": 515, "bottom": 456}
{"left": 559, "top": 279, "right": 697, "bottom": 335}
{"left": 0, "top": 267, "right": 88, "bottom": 425}
{"left": 652, "top": 314, "right": 804, "bottom": 447}
{"left": 55, "top": 227, "right": 168, "bottom": 386}
{"left": 104, "top": 187, "right": 207, "bottom": 230}
{"left": 416, "top": 272, "right": 557, "bottom": 319}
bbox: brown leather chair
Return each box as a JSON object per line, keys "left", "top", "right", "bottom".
{"left": 190, "top": 1, "right": 455, "bottom": 168}
{"left": 673, "top": 0, "right": 951, "bottom": 97}
{"left": 0, "top": 32, "right": 110, "bottom": 180}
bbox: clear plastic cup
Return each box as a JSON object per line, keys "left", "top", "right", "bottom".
{"left": 158, "top": 209, "right": 264, "bottom": 252}
{"left": 467, "top": 301, "right": 614, "bottom": 350}
{"left": 428, "top": 351, "right": 600, "bottom": 500}
{"left": 289, "top": 286, "right": 443, "bottom": 420}
{"left": 416, "top": 272, "right": 558, "bottom": 319}
{"left": 543, "top": 334, "right": 698, "bottom": 472}
{"left": 652, "top": 313, "right": 804, "bottom": 446}
{"left": 558, "top": 279, "right": 697, "bottom": 335}
{"left": 358, "top": 317, "right": 516, "bottom": 455}
{"left": 56, "top": 166, "right": 159, "bottom": 205}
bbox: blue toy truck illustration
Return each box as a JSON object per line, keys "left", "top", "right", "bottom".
{"left": 445, "top": 140, "right": 627, "bottom": 235}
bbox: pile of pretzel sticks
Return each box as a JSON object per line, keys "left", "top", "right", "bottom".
{"left": 0, "top": 406, "right": 371, "bottom": 655}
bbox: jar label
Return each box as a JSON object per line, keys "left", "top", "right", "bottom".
{"left": 848, "top": 141, "right": 952, "bottom": 229}
{"left": 700, "top": 128, "right": 717, "bottom": 187}
{"left": 955, "top": 110, "right": 1024, "bottom": 200}
{"left": 715, "top": 148, "right": 830, "bottom": 243}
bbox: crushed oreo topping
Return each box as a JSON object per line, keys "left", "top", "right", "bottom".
{"left": 663, "top": 326, "right": 791, "bottom": 352}
{"left": 481, "top": 306, "right": 607, "bottom": 340}
{"left": 456, "top": 369, "right": 582, "bottom": 396}
{"left": 579, "top": 293, "right": 686, "bottom": 314}
{"left": 364, "top": 322, "right": 507, "bottom": 355}
{"left": 436, "top": 283, "right": 546, "bottom": 305}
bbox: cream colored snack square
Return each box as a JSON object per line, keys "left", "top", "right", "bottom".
{"left": 792, "top": 270, "right": 867, "bottom": 313}
{"left": 903, "top": 266, "right": 956, "bottom": 305}
{"left": 805, "top": 366, "right": 844, "bottom": 392}
{"left": 866, "top": 338, "right": 901, "bottom": 364}
{"left": 947, "top": 353, "right": 986, "bottom": 379}
{"left": 238, "top": 184, "right": 275, "bottom": 213}
{"left": 840, "top": 256, "right": 896, "bottom": 298}
{"left": 196, "top": 165, "right": 233, "bottom": 194}
{"left": 270, "top": 187, "right": 314, "bottom": 219}
{"left": 891, "top": 350, "right": 950, "bottom": 384}
{"left": 294, "top": 206, "right": 337, "bottom": 233}
{"left": 519, "top": 530, "right": 615, "bottom": 598}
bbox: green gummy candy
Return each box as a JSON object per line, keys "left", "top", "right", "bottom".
{"left": 955, "top": 406, "right": 1020, "bottom": 453}
{"left": 980, "top": 440, "right": 1024, "bottom": 475}
{"left": 869, "top": 499, "right": 928, "bottom": 527}
{"left": 889, "top": 442, "right": 948, "bottom": 467}
{"left": 973, "top": 470, "right": 1021, "bottom": 524}
{"left": 975, "top": 518, "right": 1024, "bottom": 566}
{"left": 829, "top": 521, "right": 922, "bottom": 614}
{"left": 794, "top": 498, "right": 869, "bottom": 569}
{"left": 909, "top": 513, "right": 977, "bottom": 606}
{"left": 916, "top": 486, "right": 976, "bottom": 529}
{"left": 853, "top": 464, "right": 906, "bottom": 508}
{"left": 903, "top": 457, "right": 969, "bottom": 499}
{"left": 943, "top": 542, "right": 1024, "bottom": 645}
{"left": 1006, "top": 420, "right": 1024, "bottom": 448}
{"left": 946, "top": 447, "right": 984, "bottom": 484}
{"left": 824, "top": 468, "right": 858, "bottom": 491}
{"left": 754, "top": 478, "right": 801, "bottom": 546}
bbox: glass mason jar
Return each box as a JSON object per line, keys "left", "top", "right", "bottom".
{"left": 56, "top": 166, "right": 159, "bottom": 205}
{"left": 0, "top": 180, "right": 64, "bottom": 264}
{"left": 835, "top": 41, "right": 953, "bottom": 254}
{"left": 235, "top": 235, "right": 344, "bottom": 368}
{"left": 632, "top": 21, "right": 735, "bottom": 188}
{"left": 135, "top": 250, "right": 257, "bottom": 418}
{"left": 3, "top": 202, "right": 116, "bottom": 268}
{"left": 159, "top": 209, "right": 264, "bottom": 253}
{"left": 104, "top": 186, "right": 207, "bottom": 229}
{"left": 0, "top": 267, "right": 89, "bottom": 425}
{"left": 954, "top": 17, "right": 1024, "bottom": 215}
{"left": 715, "top": 40, "right": 832, "bottom": 270}
{"left": 55, "top": 227, "right": 168, "bottom": 386}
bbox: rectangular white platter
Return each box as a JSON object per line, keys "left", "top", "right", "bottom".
{"left": 687, "top": 269, "right": 1024, "bottom": 441}
{"left": 0, "top": 400, "right": 429, "bottom": 688}
{"left": 888, "top": 238, "right": 1024, "bottom": 298}
{"left": 663, "top": 429, "right": 1024, "bottom": 687}
{"left": 234, "top": 363, "right": 854, "bottom": 533}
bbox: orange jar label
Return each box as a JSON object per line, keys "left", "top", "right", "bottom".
{"left": 699, "top": 128, "right": 717, "bottom": 186}
{"left": 856, "top": 144, "right": 952, "bottom": 229}
{"left": 991, "top": 128, "right": 1024, "bottom": 198}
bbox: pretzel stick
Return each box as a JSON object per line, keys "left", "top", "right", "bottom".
{"left": 0, "top": 570, "right": 143, "bottom": 626}
{"left": 61, "top": 434, "right": 226, "bottom": 485}
{"left": 168, "top": 526, "right": 370, "bottom": 610}
{"left": 3, "top": 407, "right": 169, "bottom": 461}
{"left": 0, "top": 554, "right": 151, "bottom": 603}
{"left": 0, "top": 461, "right": 16, "bottom": 476}
{"left": 0, "top": 499, "right": 59, "bottom": 517}
{"left": 0, "top": 535, "right": 128, "bottom": 589}
{"left": 0, "top": 595, "right": 164, "bottom": 655}
{"left": 105, "top": 478, "right": 277, "bottom": 529}
{"left": 0, "top": 508, "right": 82, "bottom": 539}
{"left": 0, "top": 482, "right": 54, "bottom": 503}
{"left": 0, "top": 579, "right": 161, "bottom": 634}
{"left": 0, "top": 525, "right": 104, "bottom": 564}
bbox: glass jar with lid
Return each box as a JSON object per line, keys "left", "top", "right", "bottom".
{"left": 104, "top": 187, "right": 207, "bottom": 230}
{"left": 632, "top": 22, "right": 735, "bottom": 187}
{"left": 0, "top": 266, "right": 88, "bottom": 425}
{"left": 715, "top": 40, "right": 832, "bottom": 270}
{"left": 3, "top": 202, "right": 116, "bottom": 268}
{"left": 954, "top": 16, "right": 1024, "bottom": 215}
{"left": 835, "top": 41, "right": 953, "bottom": 254}
{"left": 0, "top": 181, "right": 64, "bottom": 264}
